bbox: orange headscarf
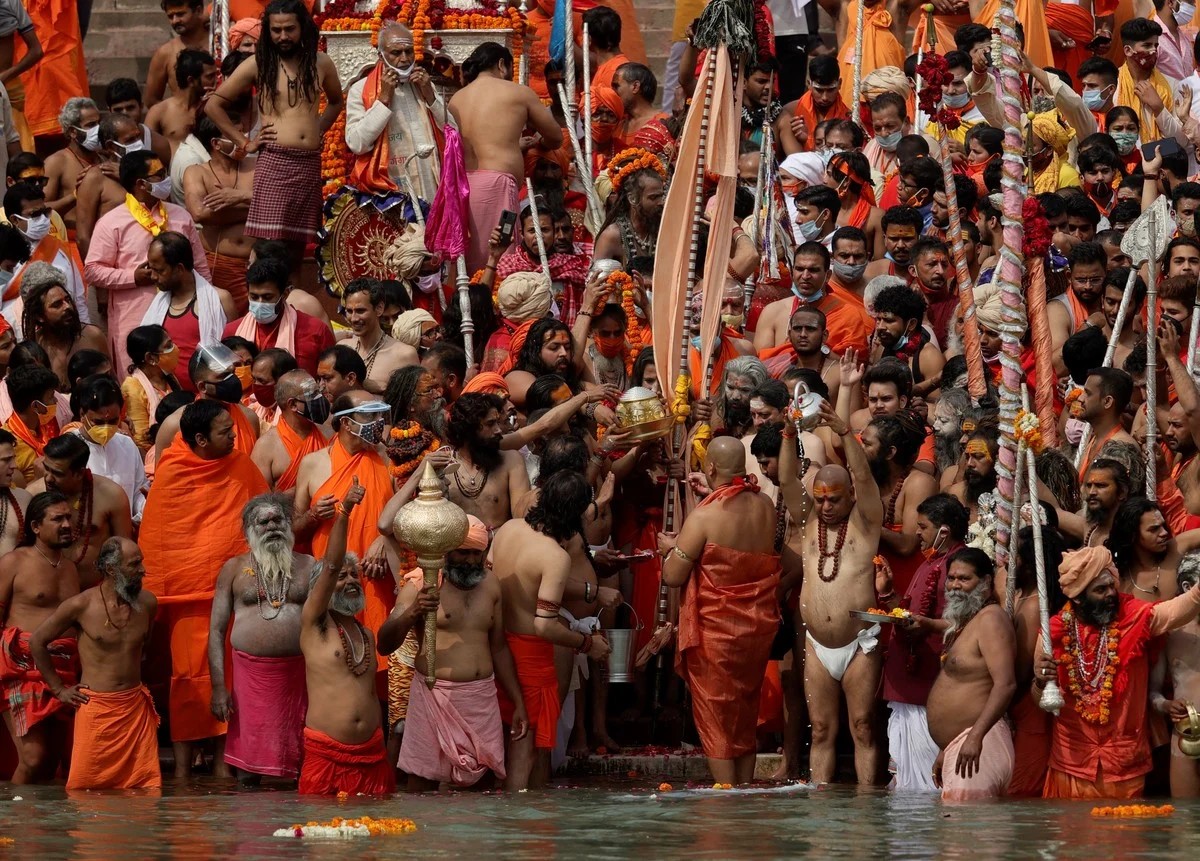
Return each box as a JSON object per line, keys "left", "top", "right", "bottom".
{"left": 499, "top": 319, "right": 536, "bottom": 377}
{"left": 228, "top": 18, "right": 260, "bottom": 51}
{"left": 462, "top": 372, "right": 509, "bottom": 396}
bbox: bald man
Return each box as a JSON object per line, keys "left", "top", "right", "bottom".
{"left": 778, "top": 398, "right": 884, "bottom": 786}
{"left": 251, "top": 371, "right": 333, "bottom": 494}
{"left": 658, "top": 436, "right": 782, "bottom": 785}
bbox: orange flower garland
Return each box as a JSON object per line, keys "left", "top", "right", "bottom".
{"left": 1091, "top": 804, "right": 1174, "bottom": 818}
{"left": 607, "top": 148, "right": 667, "bottom": 197}
{"left": 1059, "top": 606, "right": 1120, "bottom": 725}
{"left": 604, "top": 271, "right": 649, "bottom": 375}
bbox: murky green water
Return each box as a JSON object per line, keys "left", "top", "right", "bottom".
{"left": 0, "top": 781, "right": 1194, "bottom": 859}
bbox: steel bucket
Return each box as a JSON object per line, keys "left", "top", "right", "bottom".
{"left": 606, "top": 607, "right": 643, "bottom": 684}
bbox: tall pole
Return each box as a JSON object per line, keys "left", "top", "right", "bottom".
{"left": 455, "top": 257, "right": 475, "bottom": 369}
{"left": 583, "top": 23, "right": 593, "bottom": 178}
{"left": 1146, "top": 207, "right": 1159, "bottom": 498}
{"left": 563, "top": 0, "right": 576, "bottom": 130}
{"left": 524, "top": 178, "right": 553, "bottom": 284}
{"left": 851, "top": 0, "right": 865, "bottom": 120}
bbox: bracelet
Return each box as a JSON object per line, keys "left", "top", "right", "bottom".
{"left": 877, "top": 591, "right": 896, "bottom": 602}
{"left": 671, "top": 546, "right": 693, "bottom": 564}
{"left": 577, "top": 309, "right": 593, "bottom": 317}
{"left": 781, "top": 425, "right": 797, "bottom": 439}
{"left": 583, "top": 402, "right": 598, "bottom": 420}
{"left": 1143, "top": 173, "right": 1160, "bottom": 180}
{"left": 584, "top": 581, "right": 593, "bottom": 603}
{"left": 335, "top": 503, "right": 349, "bottom": 517}
{"left": 577, "top": 632, "right": 592, "bottom": 654}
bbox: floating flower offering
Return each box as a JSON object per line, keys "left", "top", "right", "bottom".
{"left": 1091, "top": 805, "right": 1174, "bottom": 818}
{"left": 274, "top": 816, "right": 418, "bottom": 839}
{"left": 711, "top": 783, "right": 734, "bottom": 790}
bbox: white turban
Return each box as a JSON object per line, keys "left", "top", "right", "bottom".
{"left": 497, "top": 271, "right": 553, "bottom": 322}
{"left": 391, "top": 308, "right": 436, "bottom": 347}
{"left": 383, "top": 222, "right": 431, "bottom": 280}
{"left": 779, "top": 153, "right": 825, "bottom": 188}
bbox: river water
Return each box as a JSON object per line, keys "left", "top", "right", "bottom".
{"left": 0, "top": 781, "right": 1193, "bottom": 859}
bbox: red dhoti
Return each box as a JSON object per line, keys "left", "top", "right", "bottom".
{"left": 246, "top": 145, "right": 322, "bottom": 245}
{"left": 224, "top": 650, "right": 307, "bottom": 778}
{"left": 66, "top": 686, "right": 161, "bottom": 791}
{"left": 1007, "top": 690, "right": 1051, "bottom": 797}
{"left": 1043, "top": 768, "right": 1144, "bottom": 799}
{"left": 496, "top": 632, "right": 559, "bottom": 750}
{"left": 398, "top": 675, "right": 507, "bottom": 785}
{"left": 205, "top": 251, "right": 250, "bottom": 316}
{"left": 677, "top": 542, "right": 781, "bottom": 760}
{"left": 466, "top": 170, "right": 518, "bottom": 275}
{"left": 0, "top": 627, "right": 78, "bottom": 737}
{"left": 298, "top": 726, "right": 396, "bottom": 796}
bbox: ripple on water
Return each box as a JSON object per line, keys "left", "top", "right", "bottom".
{"left": 0, "top": 782, "right": 1195, "bottom": 860}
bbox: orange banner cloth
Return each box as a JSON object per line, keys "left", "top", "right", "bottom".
{"left": 310, "top": 437, "right": 395, "bottom": 639}
{"left": 974, "top": 0, "right": 1053, "bottom": 69}
{"left": 17, "top": 0, "right": 88, "bottom": 138}
{"left": 495, "top": 631, "right": 560, "bottom": 749}
{"left": 298, "top": 726, "right": 395, "bottom": 795}
{"left": 4, "top": 237, "right": 84, "bottom": 303}
{"left": 275, "top": 419, "right": 327, "bottom": 492}
{"left": 140, "top": 436, "right": 268, "bottom": 742}
{"left": 676, "top": 478, "right": 781, "bottom": 760}
{"left": 65, "top": 686, "right": 161, "bottom": 791}
{"left": 839, "top": 2, "right": 906, "bottom": 109}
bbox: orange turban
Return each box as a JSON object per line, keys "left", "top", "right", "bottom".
{"left": 228, "top": 18, "right": 260, "bottom": 51}
{"left": 498, "top": 319, "right": 536, "bottom": 376}
{"left": 461, "top": 515, "right": 490, "bottom": 551}
{"left": 582, "top": 85, "right": 625, "bottom": 122}
{"left": 1058, "top": 546, "right": 1117, "bottom": 599}
{"left": 523, "top": 140, "right": 572, "bottom": 183}
{"left": 462, "top": 372, "right": 509, "bottom": 396}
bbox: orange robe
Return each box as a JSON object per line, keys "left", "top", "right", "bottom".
{"left": 688, "top": 327, "right": 743, "bottom": 400}
{"left": 527, "top": 6, "right": 584, "bottom": 101}
{"left": 140, "top": 437, "right": 268, "bottom": 742}
{"left": 310, "top": 438, "right": 395, "bottom": 642}
{"left": 791, "top": 91, "right": 851, "bottom": 151}
{"left": 16, "top": 0, "right": 88, "bottom": 138}
{"left": 593, "top": 0, "right": 647, "bottom": 65}
{"left": 3, "top": 236, "right": 84, "bottom": 303}
{"left": 275, "top": 419, "right": 327, "bottom": 492}
{"left": 839, "top": 2, "right": 906, "bottom": 109}
{"left": 230, "top": 404, "right": 258, "bottom": 457}
{"left": 1008, "top": 690, "right": 1051, "bottom": 797}
{"left": 1046, "top": 3, "right": 1096, "bottom": 84}
{"left": 974, "top": 0, "right": 1054, "bottom": 70}
{"left": 591, "top": 53, "right": 630, "bottom": 91}
{"left": 779, "top": 286, "right": 873, "bottom": 358}
{"left": 676, "top": 478, "right": 781, "bottom": 760}
{"left": 910, "top": 9, "right": 971, "bottom": 55}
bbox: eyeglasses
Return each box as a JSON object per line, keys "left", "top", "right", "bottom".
{"left": 1072, "top": 275, "right": 1106, "bottom": 287}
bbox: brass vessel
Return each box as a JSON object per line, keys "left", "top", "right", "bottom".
{"left": 614, "top": 386, "right": 673, "bottom": 442}
{"left": 1178, "top": 703, "right": 1200, "bottom": 758}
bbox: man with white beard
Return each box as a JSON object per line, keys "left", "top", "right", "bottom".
{"left": 930, "top": 388, "right": 974, "bottom": 489}
{"left": 208, "top": 493, "right": 314, "bottom": 784}
{"left": 925, "top": 547, "right": 1016, "bottom": 800}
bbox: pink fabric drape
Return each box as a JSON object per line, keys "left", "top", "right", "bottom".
{"left": 425, "top": 125, "right": 470, "bottom": 258}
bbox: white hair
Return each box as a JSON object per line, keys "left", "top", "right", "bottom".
{"left": 863, "top": 275, "right": 907, "bottom": 315}
{"left": 19, "top": 261, "right": 67, "bottom": 301}
{"left": 58, "top": 97, "right": 97, "bottom": 134}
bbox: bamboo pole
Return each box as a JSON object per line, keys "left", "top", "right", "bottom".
{"left": 1146, "top": 206, "right": 1159, "bottom": 498}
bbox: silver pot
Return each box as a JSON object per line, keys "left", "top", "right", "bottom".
{"left": 792, "top": 382, "right": 824, "bottom": 432}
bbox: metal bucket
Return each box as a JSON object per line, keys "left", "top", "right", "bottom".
{"left": 606, "top": 607, "right": 643, "bottom": 684}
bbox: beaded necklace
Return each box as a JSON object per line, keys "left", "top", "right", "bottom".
{"left": 816, "top": 518, "right": 850, "bottom": 582}
{"left": 0, "top": 488, "right": 23, "bottom": 543}
{"left": 334, "top": 616, "right": 371, "bottom": 676}
{"left": 884, "top": 469, "right": 910, "bottom": 528}
{"left": 247, "top": 563, "right": 292, "bottom": 620}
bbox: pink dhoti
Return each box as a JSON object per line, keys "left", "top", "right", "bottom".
{"left": 466, "top": 170, "right": 518, "bottom": 275}
{"left": 397, "top": 674, "right": 506, "bottom": 786}
{"left": 224, "top": 650, "right": 307, "bottom": 778}
{"left": 941, "top": 721, "right": 1014, "bottom": 801}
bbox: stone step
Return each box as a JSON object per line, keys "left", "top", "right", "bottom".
{"left": 563, "top": 751, "right": 786, "bottom": 781}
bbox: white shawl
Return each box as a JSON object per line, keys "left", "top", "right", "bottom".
{"left": 140, "top": 272, "right": 226, "bottom": 347}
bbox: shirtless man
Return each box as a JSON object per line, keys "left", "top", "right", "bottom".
{"left": 759, "top": 307, "right": 840, "bottom": 400}
{"left": 44, "top": 97, "right": 100, "bottom": 232}
{"left": 0, "top": 430, "right": 31, "bottom": 554}
{"left": 30, "top": 536, "right": 161, "bottom": 791}
{"left": 29, "top": 435, "right": 133, "bottom": 588}
{"left": 378, "top": 516, "right": 529, "bottom": 791}
{"left": 949, "top": 428, "right": 999, "bottom": 523}
{"left": 779, "top": 397, "right": 883, "bottom": 785}
{"left": 206, "top": 0, "right": 343, "bottom": 260}
{"left": 251, "top": 370, "right": 332, "bottom": 493}
{"left": 927, "top": 548, "right": 1017, "bottom": 800}
{"left": 209, "top": 493, "right": 314, "bottom": 785}
{"left": 449, "top": 41, "right": 562, "bottom": 274}
{"left": 315, "top": 344, "right": 367, "bottom": 405}
{"left": 0, "top": 492, "right": 80, "bottom": 783}
{"left": 145, "top": 49, "right": 217, "bottom": 150}
{"left": 1057, "top": 458, "right": 1131, "bottom": 549}
{"left": 145, "top": 0, "right": 210, "bottom": 108}
{"left": 298, "top": 477, "right": 395, "bottom": 795}
{"left": 490, "top": 470, "right": 610, "bottom": 790}
{"left": 341, "top": 279, "right": 417, "bottom": 394}
{"left": 1109, "top": 499, "right": 1200, "bottom": 602}
{"left": 445, "top": 393, "right": 531, "bottom": 529}
{"left": 863, "top": 414, "right": 939, "bottom": 562}
{"left": 1161, "top": 322, "right": 1200, "bottom": 513}
{"left": 1155, "top": 557, "right": 1200, "bottom": 798}
{"left": 75, "top": 114, "right": 144, "bottom": 258}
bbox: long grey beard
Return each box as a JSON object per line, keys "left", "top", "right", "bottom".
{"left": 934, "top": 433, "right": 960, "bottom": 473}
{"left": 589, "top": 348, "right": 627, "bottom": 389}
{"left": 942, "top": 581, "right": 990, "bottom": 637}
{"left": 114, "top": 572, "right": 142, "bottom": 603}
{"left": 248, "top": 528, "right": 295, "bottom": 599}
{"left": 421, "top": 401, "right": 447, "bottom": 439}
{"left": 944, "top": 322, "right": 964, "bottom": 357}
{"left": 445, "top": 562, "right": 487, "bottom": 590}
{"left": 331, "top": 589, "right": 366, "bottom": 617}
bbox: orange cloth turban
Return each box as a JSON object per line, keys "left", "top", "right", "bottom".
{"left": 462, "top": 372, "right": 509, "bottom": 396}
{"left": 582, "top": 85, "right": 625, "bottom": 122}
{"left": 523, "top": 140, "right": 572, "bottom": 183}
{"left": 1058, "top": 546, "right": 1117, "bottom": 599}
{"left": 228, "top": 18, "right": 260, "bottom": 51}
{"left": 498, "top": 319, "right": 536, "bottom": 376}
{"left": 461, "top": 515, "right": 490, "bottom": 551}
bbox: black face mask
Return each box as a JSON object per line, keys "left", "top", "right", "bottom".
{"left": 300, "top": 393, "right": 331, "bottom": 424}
{"left": 208, "top": 374, "right": 244, "bottom": 404}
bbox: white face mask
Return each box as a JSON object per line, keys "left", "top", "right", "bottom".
{"left": 248, "top": 299, "right": 280, "bottom": 324}
{"left": 1179, "top": 1, "right": 1196, "bottom": 23}
{"left": 381, "top": 51, "right": 416, "bottom": 81}
{"left": 17, "top": 213, "right": 51, "bottom": 243}
{"left": 74, "top": 124, "right": 101, "bottom": 152}
{"left": 114, "top": 139, "right": 146, "bottom": 156}
{"left": 146, "top": 177, "right": 172, "bottom": 201}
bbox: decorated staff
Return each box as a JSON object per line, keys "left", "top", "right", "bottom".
{"left": 524, "top": 178, "right": 553, "bottom": 285}
{"left": 584, "top": 22, "right": 594, "bottom": 177}
{"left": 917, "top": 10, "right": 985, "bottom": 405}
{"left": 744, "top": 114, "right": 772, "bottom": 310}
{"left": 1024, "top": 202, "right": 1056, "bottom": 446}
{"left": 556, "top": 82, "right": 605, "bottom": 232}
{"left": 990, "top": 0, "right": 1029, "bottom": 592}
{"left": 423, "top": 125, "right": 475, "bottom": 368}
{"left": 518, "top": 0, "right": 531, "bottom": 86}
{"left": 851, "top": 0, "right": 865, "bottom": 121}
{"left": 1189, "top": 268, "right": 1200, "bottom": 374}
{"left": 1145, "top": 203, "right": 1161, "bottom": 498}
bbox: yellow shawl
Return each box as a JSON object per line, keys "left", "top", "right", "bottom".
{"left": 1116, "top": 63, "right": 1174, "bottom": 141}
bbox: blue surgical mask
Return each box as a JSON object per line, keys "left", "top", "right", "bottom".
{"left": 1082, "top": 87, "right": 1109, "bottom": 111}
{"left": 248, "top": 299, "right": 280, "bottom": 324}
{"left": 690, "top": 335, "right": 703, "bottom": 352}
{"left": 943, "top": 91, "right": 969, "bottom": 109}
{"left": 875, "top": 131, "right": 902, "bottom": 151}
{"left": 1180, "top": 1, "right": 1196, "bottom": 23}
{"left": 147, "top": 177, "right": 172, "bottom": 201}
{"left": 894, "top": 333, "right": 909, "bottom": 351}
{"left": 798, "top": 216, "right": 825, "bottom": 241}
{"left": 791, "top": 284, "right": 825, "bottom": 305}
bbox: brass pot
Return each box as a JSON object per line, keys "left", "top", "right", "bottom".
{"left": 1178, "top": 703, "right": 1200, "bottom": 758}
{"left": 614, "top": 386, "right": 673, "bottom": 442}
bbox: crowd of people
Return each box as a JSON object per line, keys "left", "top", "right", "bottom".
{"left": 0, "top": 0, "right": 1199, "bottom": 805}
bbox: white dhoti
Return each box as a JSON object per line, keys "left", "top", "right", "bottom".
{"left": 887, "top": 702, "right": 940, "bottom": 791}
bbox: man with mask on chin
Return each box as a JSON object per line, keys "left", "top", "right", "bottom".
{"left": 1035, "top": 545, "right": 1200, "bottom": 799}
{"left": 344, "top": 21, "right": 445, "bottom": 202}
{"left": 153, "top": 342, "right": 261, "bottom": 461}
{"left": 1114, "top": 18, "right": 1180, "bottom": 142}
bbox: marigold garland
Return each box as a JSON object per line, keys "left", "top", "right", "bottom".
{"left": 1091, "top": 805, "right": 1175, "bottom": 818}
{"left": 607, "top": 148, "right": 667, "bottom": 197}
{"left": 602, "top": 270, "right": 650, "bottom": 374}
{"left": 386, "top": 420, "right": 441, "bottom": 483}
{"left": 1058, "top": 606, "right": 1120, "bottom": 726}
{"left": 275, "top": 816, "right": 418, "bottom": 839}
{"left": 1014, "top": 409, "right": 1044, "bottom": 455}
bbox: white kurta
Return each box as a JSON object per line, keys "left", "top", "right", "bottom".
{"left": 344, "top": 74, "right": 449, "bottom": 201}
{"left": 72, "top": 429, "right": 149, "bottom": 521}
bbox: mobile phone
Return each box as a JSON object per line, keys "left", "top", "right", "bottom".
{"left": 1142, "top": 138, "right": 1183, "bottom": 161}
{"left": 497, "top": 209, "right": 518, "bottom": 245}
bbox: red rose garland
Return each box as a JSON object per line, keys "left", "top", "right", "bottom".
{"left": 915, "top": 53, "right": 961, "bottom": 130}
{"left": 1022, "top": 198, "right": 1052, "bottom": 258}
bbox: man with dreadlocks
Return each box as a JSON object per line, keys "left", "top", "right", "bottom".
{"left": 17, "top": 262, "right": 107, "bottom": 391}
{"left": 505, "top": 318, "right": 587, "bottom": 411}
{"left": 491, "top": 470, "right": 610, "bottom": 790}
{"left": 592, "top": 149, "right": 667, "bottom": 267}
{"left": 205, "top": 0, "right": 344, "bottom": 259}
